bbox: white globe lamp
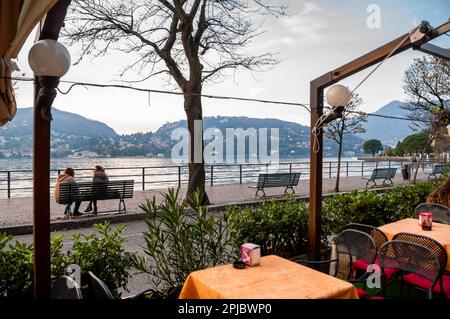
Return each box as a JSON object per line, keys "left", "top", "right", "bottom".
{"left": 326, "top": 85, "right": 351, "bottom": 108}
{"left": 28, "top": 39, "right": 71, "bottom": 77}
{"left": 28, "top": 39, "right": 71, "bottom": 121}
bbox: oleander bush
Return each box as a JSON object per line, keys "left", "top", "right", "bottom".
{"left": 0, "top": 221, "right": 135, "bottom": 298}
{"left": 225, "top": 196, "right": 332, "bottom": 259}
{"left": 134, "top": 188, "right": 237, "bottom": 299}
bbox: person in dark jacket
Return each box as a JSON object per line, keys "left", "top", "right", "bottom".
{"left": 85, "top": 165, "right": 109, "bottom": 214}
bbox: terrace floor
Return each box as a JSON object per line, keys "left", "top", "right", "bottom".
{"left": 0, "top": 173, "right": 429, "bottom": 227}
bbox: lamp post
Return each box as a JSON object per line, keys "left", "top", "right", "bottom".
{"left": 308, "top": 84, "right": 350, "bottom": 260}
{"left": 28, "top": 39, "right": 70, "bottom": 299}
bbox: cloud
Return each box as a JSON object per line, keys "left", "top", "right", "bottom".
{"left": 280, "top": 2, "right": 334, "bottom": 44}
{"left": 280, "top": 37, "right": 297, "bottom": 48}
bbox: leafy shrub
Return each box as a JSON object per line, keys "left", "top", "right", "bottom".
{"left": 68, "top": 221, "right": 134, "bottom": 297}
{"left": 226, "top": 196, "right": 331, "bottom": 258}
{"left": 134, "top": 188, "right": 236, "bottom": 298}
{"left": 0, "top": 221, "right": 134, "bottom": 298}
{"left": 0, "top": 234, "right": 33, "bottom": 298}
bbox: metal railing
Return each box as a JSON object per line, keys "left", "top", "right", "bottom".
{"left": 0, "top": 159, "right": 446, "bottom": 199}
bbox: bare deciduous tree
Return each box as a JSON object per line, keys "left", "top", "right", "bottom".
{"left": 64, "top": 0, "right": 284, "bottom": 203}
{"left": 402, "top": 56, "right": 450, "bottom": 182}
{"left": 325, "top": 92, "right": 366, "bottom": 192}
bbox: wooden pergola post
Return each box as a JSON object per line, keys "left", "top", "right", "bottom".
{"left": 33, "top": 0, "right": 71, "bottom": 299}
{"left": 307, "top": 20, "right": 450, "bottom": 259}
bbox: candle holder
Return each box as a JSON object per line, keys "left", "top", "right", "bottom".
{"left": 419, "top": 212, "right": 433, "bottom": 231}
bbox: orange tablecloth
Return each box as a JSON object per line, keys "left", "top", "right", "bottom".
{"left": 179, "top": 255, "right": 359, "bottom": 299}
{"left": 378, "top": 218, "right": 450, "bottom": 271}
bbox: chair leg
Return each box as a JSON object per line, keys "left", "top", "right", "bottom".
{"left": 398, "top": 277, "right": 404, "bottom": 299}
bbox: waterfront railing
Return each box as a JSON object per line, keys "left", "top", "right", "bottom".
{"left": 0, "top": 159, "right": 445, "bottom": 198}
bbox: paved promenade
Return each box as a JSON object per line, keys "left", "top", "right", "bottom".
{"left": 0, "top": 173, "right": 428, "bottom": 227}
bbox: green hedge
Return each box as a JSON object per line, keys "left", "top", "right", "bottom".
{"left": 323, "top": 180, "right": 440, "bottom": 235}
{"left": 225, "top": 180, "right": 441, "bottom": 259}
{"left": 225, "top": 196, "right": 331, "bottom": 258}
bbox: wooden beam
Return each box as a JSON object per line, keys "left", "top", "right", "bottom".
{"left": 33, "top": 0, "right": 71, "bottom": 300}
{"left": 416, "top": 43, "right": 450, "bottom": 61}
{"left": 308, "top": 83, "right": 325, "bottom": 260}
{"left": 330, "top": 20, "right": 450, "bottom": 83}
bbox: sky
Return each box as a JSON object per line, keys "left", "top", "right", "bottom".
{"left": 12, "top": 0, "right": 450, "bottom": 134}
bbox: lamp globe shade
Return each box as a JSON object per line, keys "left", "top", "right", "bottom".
{"left": 326, "top": 85, "right": 351, "bottom": 108}
{"left": 28, "top": 39, "right": 71, "bottom": 77}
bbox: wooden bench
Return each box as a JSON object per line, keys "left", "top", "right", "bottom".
{"left": 58, "top": 180, "right": 134, "bottom": 214}
{"left": 363, "top": 168, "right": 397, "bottom": 188}
{"left": 250, "top": 173, "right": 301, "bottom": 199}
{"left": 428, "top": 164, "right": 450, "bottom": 180}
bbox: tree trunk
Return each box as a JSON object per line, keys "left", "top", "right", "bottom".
{"left": 335, "top": 136, "right": 343, "bottom": 193}
{"left": 413, "top": 127, "right": 438, "bottom": 183}
{"left": 184, "top": 85, "right": 209, "bottom": 205}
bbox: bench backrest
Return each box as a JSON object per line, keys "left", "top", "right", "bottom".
{"left": 58, "top": 180, "right": 134, "bottom": 204}
{"left": 432, "top": 164, "right": 450, "bottom": 174}
{"left": 256, "top": 173, "right": 301, "bottom": 188}
{"left": 370, "top": 168, "right": 397, "bottom": 180}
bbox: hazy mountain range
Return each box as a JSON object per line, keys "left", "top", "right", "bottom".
{"left": 356, "top": 100, "right": 417, "bottom": 145}
{"left": 0, "top": 100, "right": 417, "bottom": 158}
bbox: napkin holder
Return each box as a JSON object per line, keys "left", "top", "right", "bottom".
{"left": 241, "top": 243, "right": 261, "bottom": 267}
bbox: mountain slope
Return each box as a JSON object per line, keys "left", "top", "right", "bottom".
{"left": 1, "top": 107, "right": 118, "bottom": 138}
{"left": 357, "top": 100, "right": 417, "bottom": 146}
{"left": 153, "top": 116, "right": 365, "bottom": 158}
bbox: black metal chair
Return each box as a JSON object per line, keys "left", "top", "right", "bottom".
{"left": 414, "top": 203, "right": 450, "bottom": 225}
{"left": 392, "top": 232, "right": 450, "bottom": 298}
{"left": 83, "top": 271, "right": 114, "bottom": 299}
{"left": 392, "top": 233, "right": 448, "bottom": 272}
{"left": 378, "top": 240, "right": 442, "bottom": 299}
{"left": 345, "top": 223, "right": 388, "bottom": 250}
{"left": 296, "top": 229, "right": 377, "bottom": 298}
{"left": 50, "top": 276, "right": 83, "bottom": 299}
{"left": 84, "top": 271, "right": 156, "bottom": 300}
{"left": 345, "top": 223, "right": 398, "bottom": 286}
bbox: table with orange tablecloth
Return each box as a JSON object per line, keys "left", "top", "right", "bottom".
{"left": 378, "top": 218, "right": 450, "bottom": 271}
{"left": 179, "top": 255, "right": 359, "bottom": 299}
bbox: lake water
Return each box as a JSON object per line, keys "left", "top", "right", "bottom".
{"left": 0, "top": 157, "right": 412, "bottom": 198}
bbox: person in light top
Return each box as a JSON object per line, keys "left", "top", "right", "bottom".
{"left": 54, "top": 167, "right": 82, "bottom": 217}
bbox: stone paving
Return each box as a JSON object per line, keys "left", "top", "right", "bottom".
{"left": 0, "top": 173, "right": 428, "bottom": 227}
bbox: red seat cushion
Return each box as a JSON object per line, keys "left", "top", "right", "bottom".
{"left": 352, "top": 259, "right": 369, "bottom": 271}
{"left": 352, "top": 257, "right": 399, "bottom": 282}
{"left": 403, "top": 273, "right": 450, "bottom": 298}
{"left": 356, "top": 288, "right": 368, "bottom": 298}
{"left": 403, "top": 273, "right": 433, "bottom": 290}
{"left": 434, "top": 275, "right": 450, "bottom": 298}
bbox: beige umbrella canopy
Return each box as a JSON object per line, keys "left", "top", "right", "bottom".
{"left": 0, "top": 0, "right": 58, "bottom": 127}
